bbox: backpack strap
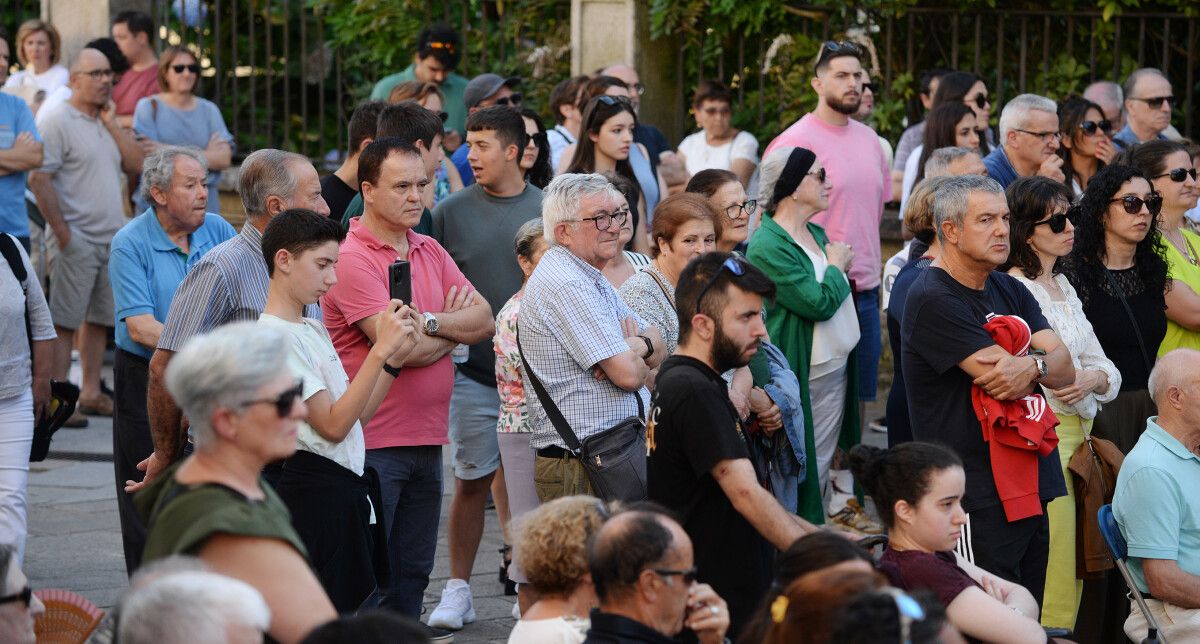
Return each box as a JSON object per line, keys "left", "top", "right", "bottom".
{"left": 0, "top": 234, "right": 32, "bottom": 372}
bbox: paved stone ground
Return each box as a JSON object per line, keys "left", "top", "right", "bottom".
{"left": 25, "top": 363, "right": 886, "bottom": 643}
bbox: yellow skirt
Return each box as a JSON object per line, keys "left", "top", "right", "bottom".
{"left": 1042, "top": 412, "right": 1087, "bottom": 629}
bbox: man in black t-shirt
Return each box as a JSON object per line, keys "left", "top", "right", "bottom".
{"left": 648, "top": 252, "right": 822, "bottom": 637}
{"left": 321, "top": 100, "right": 386, "bottom": 222}
{"left": 901, "top": 174, "right": 1073, "bottom": 605}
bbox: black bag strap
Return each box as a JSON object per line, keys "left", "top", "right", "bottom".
{"left": 1102, "top": 268, "right": 1154, "bottom": 373}
{"left": 0, "top": 234, "right": 32, "bottom": 371}
{"left": 516, "top": 325, "right": 643, "bottom": 453}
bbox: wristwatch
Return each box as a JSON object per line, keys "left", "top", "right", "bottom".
{"left": 637, "top": 335, "right": 654, "bottom": 359}
{"left": 383, "top": 363, "right": 402, "bottom": 378}
{"left": 1031, "top": 355, "right": 1048, "bottom": 381}
{"left": 422, "top": 311, "right": 440, "bottom": 336}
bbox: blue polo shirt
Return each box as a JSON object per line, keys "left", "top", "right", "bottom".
{"left": 0, "top": 94, "right": 39, "bottom": 238}
{"left": 982, "top": 145, "right": 1019, "bottom": 189}
{"left": 1113, "top": 416, "right": 1200, "bottom": 594}
{"left": 108, "top": 209, "right": 236, "bottom": 358}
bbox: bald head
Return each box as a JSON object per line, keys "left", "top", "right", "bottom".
{"left": 1083, "top": 80, "right": 1124, "bottom": 128}
{"left": 71, "top": 47, "right": 109, "bottom": 73}
{"left": 68, "top": 48, "right": 114, "bottom": 110}
{"left": 1148, "top": 349, "right": 1200, "bottom": 404}
{"left": 601, "top": 64, "right": 641, "bottom": 109}
{"left": 588, "top": 510, "right": 685, "bottom": 602}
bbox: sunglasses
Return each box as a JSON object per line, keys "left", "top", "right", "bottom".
{"left": 241, "top": 380, "right": 304, "bottom": 417}
{"left": 1109, "top": 193, "right": 1163, "bottom": 216}
{"left": 1154, "top": 167, "right": 1198, "bottom": 183}
{"left": 171, "top": 63, "right": 200, "bottom": 74}
{"left": 967, "top": 93, "right": 989, "bottom": 110}
{"left": 652, "top": 567, "right": 698, "bottom": 585}
{"left": 527, "top": 131, "right": 548, "bottom": 146}
{"left": 494, "top": 93, "right": 522, "bottom": 107}
{"left": 693, "top": 256, "right": 748, "bottom": 312}
{"left": 1131, "top": 95, "right": 1174, "bottom": 109}
{"left": 0, "top": 586, "right": 32, "bottom": 608}
{"left": 597, "top": 94, "right": 631, "bottom": 108}
{"left": 1033, "top": 210, "right": 1077, "bottom": 234}
{"left": 724, "top": 199, "right": 758, "bottom": 219}
{"left": 1079, "top": 119, "right": 1113, "bottom": 136}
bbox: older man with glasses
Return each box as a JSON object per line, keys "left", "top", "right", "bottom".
{"left": 518, "top": 173, "right": 665, "bottom": 504}
{"left": 983, "top": 93, "right": 1065, "bottom": 189}
{"left": 1114, "top": 68, "right": 1175, "bottom": 149}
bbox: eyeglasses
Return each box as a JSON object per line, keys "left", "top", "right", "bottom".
{"left": 807, "top": 168, "right": 827, "bottom": 183}
{"left": 815, "top": 40, "right": 862, "bottom": 71}
{"left": 967, "top": 93, "right": 989, "bottom": 110}
{"left": 494, "top": 93, "right": 522, "bottom": 107}
{"left": 574, "top": 207, "right": 630, "bottom": 231}
{"left": 702, "top": 106, "right": 731, "bottom": 116}
{"left": 77, "top": 68, "right": 114, "bottom": 80}
{"left": 881, "top": 588, "right": 926, "bottom": 644}
{"left": 241, "top": 380, "right": 304, "bottom": 417}
{"left": 724, "top": 199, "right": 758, "bottom": 219}
{"left": 1033, "top": 210, "right": 1076, "bottom": 234}
{"left": 171, "top": 63, "right": 200, "bottom": 74}
{"left": 1154, "top": 167, "right": 1198, "bottom": 183}
{"left": 652, "top": 567, "right": 698, "bottom": 585}
{"left": 627, "top": 82, "right": 646, "bottom": 96}
{"left": 0, "top": 586, "right": 32, "bottom": 608}
{"left": 1014, "top": 129, "right": 1062, "bottom": 143}
{"left": 693, "top": 256, "right": 748, "bottom": 313}
{"left": 1079, "top": 119, "right": 1113, "bottom": 136}
{"left": 1130, "top": 95, "right": 1174, "bottom": 109}
{"left": 1109, "top": 193, "right": 1163, "bottom": 216}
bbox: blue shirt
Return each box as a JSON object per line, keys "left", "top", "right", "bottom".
{"left": 1112, "top": 124, "right": 1168, "bottom": 149}
{"left": 982, "top": 145, "right": 1019, "bottom": 189}
{"left": 108, "top": 209, "right": 236, "bottom": 358}
{"left": 1113, "top": 417, "right": 1200, "bottom": 594}
{"left": 451, "top": 143, "right": 475, "bottom": 186}
{"left": 0, "top": 94, "right": 39, "bottom": 237}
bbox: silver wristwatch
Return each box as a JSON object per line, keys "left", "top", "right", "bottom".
{"left": 1031, "top": 355, "right": 1048, "bottom": 381}
{"left": 422, "top": 311, "right": 440, "bottom": 336}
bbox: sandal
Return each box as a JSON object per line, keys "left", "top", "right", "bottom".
{"left": 499, "top": 544, "right": 516, "bottom": 596}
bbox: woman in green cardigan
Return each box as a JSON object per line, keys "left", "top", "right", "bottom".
{"left": 746, "top": 146, "right": 861, "bottom": 525}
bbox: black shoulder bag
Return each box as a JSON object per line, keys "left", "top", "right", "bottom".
{"left": 516, "top": 327, "right": 648, "bottom": 502}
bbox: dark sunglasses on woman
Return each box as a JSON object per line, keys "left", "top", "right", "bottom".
{"left": 241, "top": 380, "right": 304, "bottom": 417}
{"left": 968, "top": 93, "right": 989, "bottom": 110}
{"left": 1109, "top": 193, "right": 1164, "bottom": 217}
{"left": 1154, "top": 168, "right": 1198, "bottom": 183}
{"left": 171, "top": 64, "right": 201, "bottom": 74}
{"left": 1033, "top": 211, "right": 1077, "bottom": 234}
{"left": 1078, "top": 120, "right": 1113, "bottom": 136}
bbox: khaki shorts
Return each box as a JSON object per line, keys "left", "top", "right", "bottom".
{"left": 46, "top": 234, "right": 114, "bottom": 330}
{"left": 533, "top": 453, "right": 594, "bottom": 503}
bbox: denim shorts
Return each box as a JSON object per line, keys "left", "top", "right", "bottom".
{"left": 447, "top": 371, "right": 501, "bottom": 480}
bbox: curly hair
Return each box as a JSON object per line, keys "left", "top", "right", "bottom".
{"left": 513, "top": 495, "right": 608, "bottom": 597}
{"left": 1062, "top": 163, "right": 1168, "bottom": 307}
{"left": 1001, "top": 176, "right": 1074, "bottom": 279}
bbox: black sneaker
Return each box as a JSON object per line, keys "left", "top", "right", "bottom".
{"left": 422, "top": 623, "right": 454, "bottom": 643}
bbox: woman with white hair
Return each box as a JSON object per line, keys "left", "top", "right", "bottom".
{"left": 134, "top": 321, "right": 336, "bottom": 644}
{"left": 746, "top": 146, "right": 861, "bottom": 527}
{"left": 118, "top": 570, "right": 271, "bottom": 644}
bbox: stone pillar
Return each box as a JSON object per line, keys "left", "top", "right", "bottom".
{"left": 571, "top": 0, "right": 684, "bottom": 144}
{"left": 42, "top": 0, "right": 111, "bottom": 66}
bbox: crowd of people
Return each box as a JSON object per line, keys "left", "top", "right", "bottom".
{"left": 1, "top": 12, "right": 1200, "bottom": 644}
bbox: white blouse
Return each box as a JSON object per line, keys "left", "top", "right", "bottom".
{"left": 1013, "top": 273, "right": 1122, "bottom": 420}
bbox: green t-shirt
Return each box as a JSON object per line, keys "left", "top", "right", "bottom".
{"left": 340, "top": 192, "right": 432, "bottom": 236}
{"left": 370, "top": 65, "right": 469, "bottom": 137}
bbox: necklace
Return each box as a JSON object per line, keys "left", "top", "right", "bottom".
{"left": 1164, "top": 227, "right": 1200, "bottom": 267}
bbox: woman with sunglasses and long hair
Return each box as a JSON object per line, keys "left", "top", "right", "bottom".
{"left": 519, "top": 107, "right": 552, "bottom": 190}
{"left": 132, "top": 45, "right": 233, "bottom": 214}
{"left": 677, "top": 79, "right": 760, "bottom": 186}
{"left": 899, "top": 103, "right": 980, "bottom": 212}
{"left": 1001, "top": 177, "right": 1121, "bottom": 631}
{"left": 931, "top": 71, "right": 994, "bottom": 155}
{"left": 747, "top": 146, "right": 859, "bottom": 526}
{"left": 1120, "top": 140, "right": 1200, "bottom": 356}
{"left": 564, "top": 96, "right": 652, "bottom": 255}
{"left": 1057, "top": 96, "right": 1117, "bottom": 196}
{"left": 1062, "top": 164, "right": 1167, "bottom": 455}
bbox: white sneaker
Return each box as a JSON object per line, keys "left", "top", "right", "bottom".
{"left": 511, "top": 602, "right": 521, "bottom": 620}
{"left": 428, "top": 580, "right": 475, "bottom": 631}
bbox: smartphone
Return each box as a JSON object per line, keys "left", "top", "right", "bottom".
{"left": 388, "top": 260, "right": 411, "bottom": 304}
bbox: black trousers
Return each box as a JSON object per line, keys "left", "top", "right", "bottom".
{"left": 274, "top": 449, "right": 384, "bottom": 613}
{"left": 113, "top": 348, "right": 153, "bottom": 575}
{"left": 966, "top": 502, "right": 1050, "bottom": 609}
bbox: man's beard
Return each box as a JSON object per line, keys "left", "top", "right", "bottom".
{"left": 710, "top": 320, "right": 757, "bottom": 373}
{"left": 827, "top": 93, "right": 862, "bottom": 116}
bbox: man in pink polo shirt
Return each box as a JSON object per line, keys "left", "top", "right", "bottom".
{"left": 763, "top": 40, "right": 891, "bottom": 419}
{"left": 321, "top": 137, "right": 494, "bottom": 635}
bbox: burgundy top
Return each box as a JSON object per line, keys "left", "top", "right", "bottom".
{"left": 879, "top": 547, "right": 981, "bottom": 610}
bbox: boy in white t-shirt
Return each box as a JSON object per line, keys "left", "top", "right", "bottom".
{"left": 258, "top": 207, "right": 419, "bottom": 612}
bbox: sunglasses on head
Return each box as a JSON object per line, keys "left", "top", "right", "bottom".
{"left": 968, "top": 93, "right": 989, "bottom": 110}
{"left": 494, "top": 93, "right": 522, "bottom": 107}
{"left": 171, "top": 63, "right": 200, "bottom": 74}
{"left": 1033, "top": 210, "right": 1077, "bottom": 234}
{"left": 1079, "top": 119, "right": 1113, "bottom": 136}
{"left": 597, "top": 94, "right": 631, "bottom": 108}
{"left": 241, "top": 380, "right": 304, "bottom": 417}
{"left": 1109, "top": 193, "right": 1163, "bottom": 216}
{"left": 652, "top": 567, "right": 698, "bottom": 585}
{"left": 693, "top": 256, "right": 748, "bottom": 312}
{"left": 1154, "top": 167, "right": 1198, "bottom": 183}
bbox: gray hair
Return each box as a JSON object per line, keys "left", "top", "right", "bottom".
{"left": 117, "top": 571, "right": 271, "bottom": 644}
{"left": 998, "top": 93, "right": 1058, "bottom": 143}
{"left": 1083, "top": 80, "right": 1123, "bottom": 109}
{"left": 140, "top": 146, "right": 208, "bottom": 206}
{"left": 925, "top": 146, "right": 981, "bottom": 178}
{"left": 128, "top": 555, "right": 209, "bottom": 591}
{"left": 757, "top": 146, "right": 799, "bottom": 211}
{"left": 541, "top": 173, "right": 623, "bottom": 245}
{"left": 513, "top": 217, "right": 545, "bottom": 260}
{"left": 931, "top": 174, "right": 1004, "bottom": 242}
{"left": 238, "top": 148, "right": 309, "bottom": 219}
{"left": 164, "top": 322, "right": 288, "bottom": 448}
{"left": 1122, "top": 68, "right": 1168, "bottom": 104}
{"left": 1148, "top": 348, "right": 1200, "bottom": 404}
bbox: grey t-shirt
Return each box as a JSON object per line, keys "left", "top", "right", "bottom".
{"left": 431, "top": 182, "right": 543, "bottom": 387}
{"left": 0, "top": 234, "right": 56, "bottom": 397}
{"left": 38, "top": 103, "right": 126, "bottom": 243}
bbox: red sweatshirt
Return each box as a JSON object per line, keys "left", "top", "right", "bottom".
{"left": 970, "top": 314, "right": 1060, "bottom": 522}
